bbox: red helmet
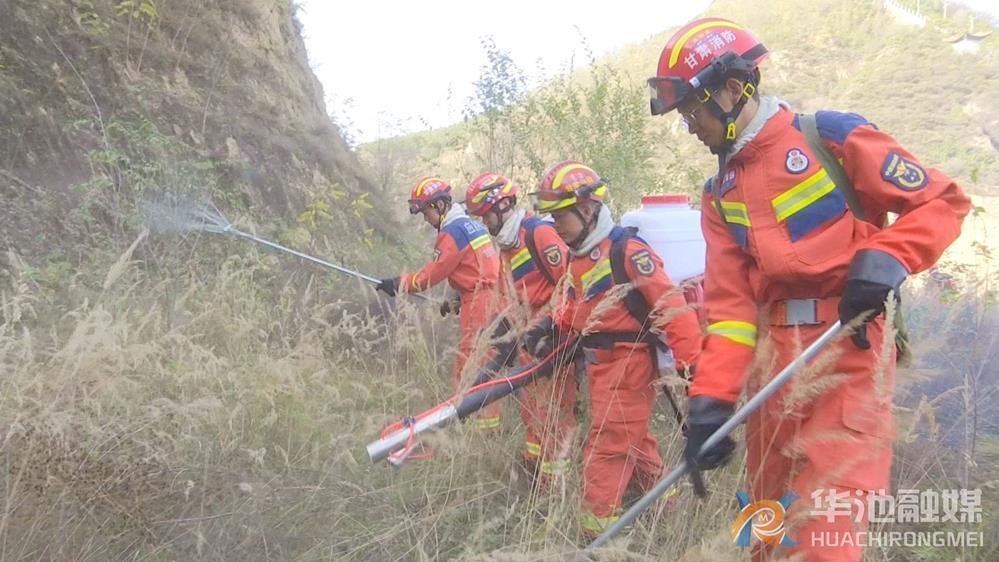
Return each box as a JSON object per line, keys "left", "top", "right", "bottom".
{"left": 648, "top": 18, "right": 768, "bottom": 116}
{"left": 408, "top": 176, "right": 452, "bottom": 214}
{"left": 464, "top": 173, "right": 518, "bottom": 217}
{"left": 532, "top": 160, "right": 607, "bottom": 214}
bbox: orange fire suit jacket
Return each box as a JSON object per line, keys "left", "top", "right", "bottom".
{"left": 501, "top": 215, "right": 568, "bottom": 315}
{"left": 554, "top": 226, "right": 702, "bottom": 369}
{"left": 692, "top": 107, "right": 971, "bottom": 403}
{"left": 400, "top": 216, "right": 500, "bottom": 295}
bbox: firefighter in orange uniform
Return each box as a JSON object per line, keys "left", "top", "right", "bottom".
{"left": 464, "top": 172, "right": 577, "bottom": 484}
{"left": 376, "top": 177, "right": 503, "bottom": 430}
{"left": 524, "top": 160, "right": 702, "bottom": 535}
{"left": 648, "top": 18, "right": 970, "bottom": 561}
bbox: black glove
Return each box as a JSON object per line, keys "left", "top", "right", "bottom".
{"left": 439, "top": 295, "right": 461, "bottom": 317}
{"left": 684, "top": 396, "right": 736, "bottom": 498}
{"left": 838, "top": 250, "right": 907, "bottom": 350}
{"left": 375, "top": 277, "right": 399, "bottom": 297}
{"left": 468, "top": 318, "right": 519, "bottom": 388}
{"left": 523, "top": 316, "right": 557, "bottom": 359}
{"left": 490, "top": 317, "right": 519, "bottom": 368}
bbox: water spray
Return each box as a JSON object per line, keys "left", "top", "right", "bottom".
{"left": 143, "top": 194, "right": 430, "bottom": 300}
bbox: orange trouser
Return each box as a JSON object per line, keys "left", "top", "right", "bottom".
{"left": 454, "top": 288, "right": 502, "bottom": 430}
{"left": 517, "top": 349, "right": 578, "bottom": 477}
{"left": 581, "top": 342, "right": 664, "bottom": 534}
{"left": 746, "top": 314, "right": 894, "bottom": 562}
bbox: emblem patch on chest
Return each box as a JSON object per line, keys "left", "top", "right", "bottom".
{"left": 589, "top": 248, "right": 601, "bottom": 261}
{"left": 881, "top": 151, "right": 928, "bottom": 191}
{"left": 543, "top": 244, "right": 562, "bottom": 266}
{"left": 630, "top": 250, "right": 656, "bottom": 276}
{"left": 785, "top": 148, "right": 809, "bottom": 174}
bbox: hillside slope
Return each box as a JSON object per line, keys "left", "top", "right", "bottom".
{"left": 0, "top": 2, "right": 451, "bottom": 560}
{"left": 0, "top": 2, "right": 994, "bottom": 560}
{"left": 369, "top": 0, "right": 998, "bottom": 205}
{"left": 1, "top": 0, "right": 397, "bottom": 265}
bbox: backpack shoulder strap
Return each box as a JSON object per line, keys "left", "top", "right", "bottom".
{"left": 608, "top": 226, "right": 634, "bottom": 285}
{"left": 609, "top": 226, "right": 653, "bottom": 330}
{"left": 802, "top": 114, "right": 909, "bottom": 359}
{"left": 799, "top": 113, "right": 867, "bottom": 222}
{"left": 521, "top": 217, "right": 558, "bottom": 286}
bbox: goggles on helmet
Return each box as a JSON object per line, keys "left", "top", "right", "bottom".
{"left": 648, "top": 76, "right": 696, "bottom": 116}
{"left": 648, "top": 51, "right": 758, "bottom": 115}
{"left": 409, "top": 195, "right": 449, "bottom": 215}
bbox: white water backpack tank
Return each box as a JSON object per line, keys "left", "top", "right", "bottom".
{"left": 621, "top": 194, "right": 705, "bottom": 283}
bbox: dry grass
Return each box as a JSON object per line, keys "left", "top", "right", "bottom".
{"left": 1, "top": 236, "right": 995, "bottom": 561}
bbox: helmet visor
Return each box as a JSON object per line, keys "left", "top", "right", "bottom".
{"left": 530, "top": 189, "right": 577, "bottom": 214}
{"left": 647, "top": 76, "right": 692, "bottom": 115}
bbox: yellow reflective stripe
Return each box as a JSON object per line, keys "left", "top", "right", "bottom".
{"left": 536, "top": 196, "right": 577, "bottom": 213}
{"left": 540, "top": 458, "right": 571, "bottom": 475}
{"left": 771, "top": 168, "right": 836, "bottom": 222}
{"left": 525, "top": 441, "right": 542, "bottom": 457}
{"left": 581, "top": 511, "right": 621, "bottom": 534}
{"left": 469, "top": 233, "right": 491, "bottom": 250}
{"left": 478, "top": 177, "right": 513, "bottom": 200}
{"left": 552, "top": 163, "right": 589, "bottom": 190}
{"left": 472, "top": 175, "right": 505, "bottom": 202}
{"left": 707, "top": 320, "right": 757, "bottom": 347}
{"left": 510, "top": 247, "right": 532, "bottom": 270}
{"left": 471, "top": 416, "right": 501, "bottom": 430}
{"left": 668, "top": 20, "right": 744, "bottom": 68}
{"left": 580, "top": 258, "right": 612, "bottom": 293}
{"left": 414, "top": 177, "right": 440, "bottom": 197}
{"left": 720, "top": 201, "right": 750, "bottom": 227}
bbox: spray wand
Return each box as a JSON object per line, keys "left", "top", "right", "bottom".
{"left": 143, "top": 195, "right": 430, "bottom": 301}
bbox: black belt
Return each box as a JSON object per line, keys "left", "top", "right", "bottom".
{"left": 580, "top": 331, "right": 659, "bottom": 349}
{"left": 580, "top": 330, "right": 686, "bottom": 428}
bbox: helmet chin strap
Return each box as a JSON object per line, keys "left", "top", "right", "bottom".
{"left": 432, "top": 199, "right": 451, "bottom": 230}
{"left": 705, "top": 74, "right": 759, "bottom": 155}
{"left": 567, "top": 203, "right": 598, "bottom": 250}
{"left": 486, "top": 198, "right": 515, "bottom": 236}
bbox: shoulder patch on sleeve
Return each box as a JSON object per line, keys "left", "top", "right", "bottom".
{"left": 881, "top": 151, "right": 928, "bottom": 191}
{"left": 432, "top": 248, "right": 441, "bottom": 261}
{"left": 542, "top": 244, "right": 562, "bottom": 267}
{"left": 629, "top": 249, "right": 656, "bottom": 277}
{"left": 813, "top": 110, "right": 874, "bottom": 145}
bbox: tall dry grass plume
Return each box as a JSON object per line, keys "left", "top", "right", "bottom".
{"left": 3, "top": 225, "right": 996, "bottom": 561}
